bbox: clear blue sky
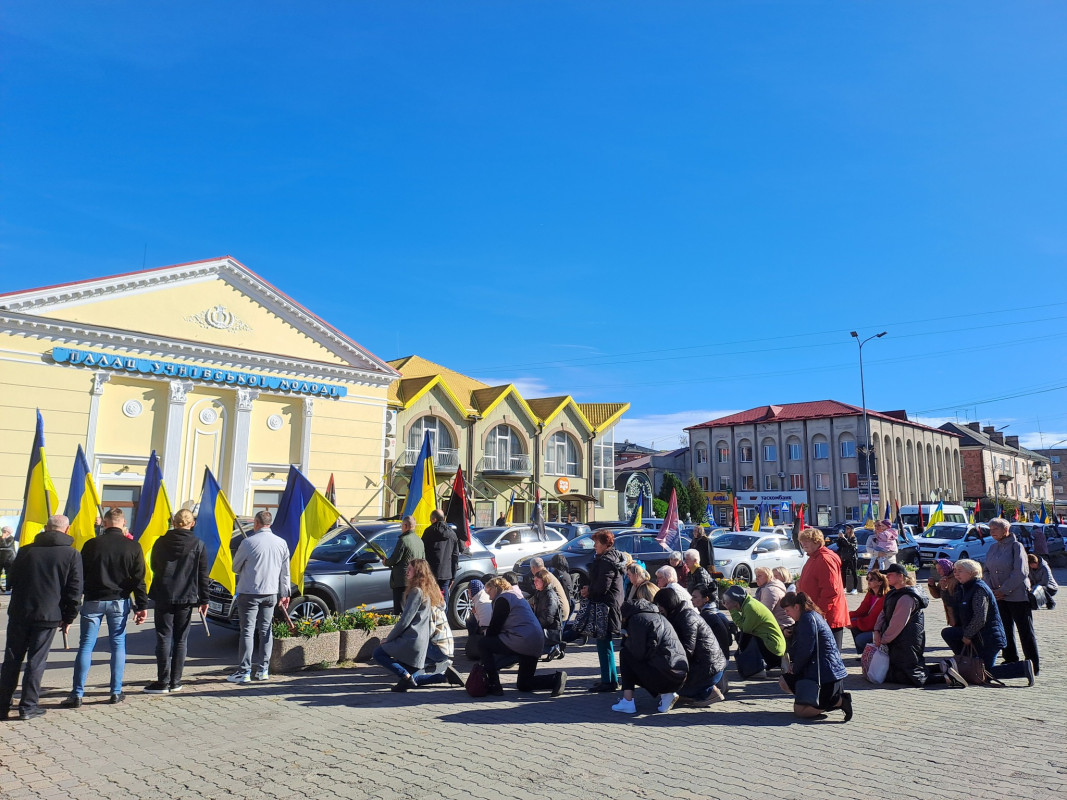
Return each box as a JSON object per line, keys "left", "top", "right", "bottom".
{"left": 2, "top": 3, "right": 1065, "bottom": 450}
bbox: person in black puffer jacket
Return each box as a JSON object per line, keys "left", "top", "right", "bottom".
{"left": 421, "top": 510, "right": 459, "bottom": 598}
{"left": 836, "top": 525, "right": 860, "bottom": 594}
{"left": 656, "top": 585, "right": 727, "bottom": 707}
{"left": 551, "top": 554, "right": 575, "bottom": 603}
{"left": 610, "top": 598, "right": 688, "bottom": 714}
{"left": 693, "top": 585, "right": 735, "bottom": 660}
{"left": 531, "top": 569, "right": 563, "bottom": 650}
{"left": 581, "top": 531, "right": 626, "bottom": 692}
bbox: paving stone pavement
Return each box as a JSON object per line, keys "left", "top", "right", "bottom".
{"left": 2, "top": 566, "right": 1066, "bottom": 800}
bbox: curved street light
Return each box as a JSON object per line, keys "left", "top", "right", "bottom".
{"left": 850, "top": 331, "right": 887, "bottom": 518}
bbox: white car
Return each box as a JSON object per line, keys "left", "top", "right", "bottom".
{"left": 711, "top": 532, "right": 808, "bottom": 585}
{"left": 923, "top": 523, "right": 993, "bottom": 564}
{"left": 917, "top": 523, "right": 988, "bottom": 564}
{"left": 473, "top": 525, "right": 569, "bottom": 573}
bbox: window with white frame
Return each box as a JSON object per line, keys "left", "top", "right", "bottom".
{"left": 764, "top": 475, "right": 779, "bottom": 490}
{"left": 813, "top": 441, "right": 829, "bottom": 459}
{"left": 739, "top": 443, "right": 753, "bottom": 462}
{"left": 840, "top": 438, "right": 856, "bottom": 459}
{"left": 763, "top": 443, "right": 777, "bottom": 462}
{"left": 842, "top": 472, "right": 858, "bottom": 489}
{"left": 717, "top": 442, "right": 730, "bottom": 463}
{"left": 815, "top": 473, "right": 830, "bottom": 490}
{"left": 1055, "top": 485, "right": 1063, "bottom": 494}
{"left": 696, "top": 445, "right": 708, "bottom": 464}
{"left": 699, "top": 476, "right": 709, "bottom": 490}
{"left": 484, "top": 424, "right": 525, "bottom": 470}
{"left": 408, "top": 416, "right": 455, "bottom": 459}
{"left": 741, "top": 475, "right": 755, "bottom": 491}
{"left": 790, "top": 473, "right": 804, "bottom": 490}
{"left": 719, "top": 476, "right": 730, "bottom": 490}
{"left": 593, "top": 427, "right": 614, "bottom": 491}
{"left": 545, "top": 431, "right": 580, "bottom": 477}
{"left": 788, "top": 442, "right": 803, "bottom": 460}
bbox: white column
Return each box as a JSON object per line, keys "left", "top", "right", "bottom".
{"left": 162, "top": 380, "right": 192, "bottom": 493}
{"left": 299, "top": 397, "right": 314, "bottom": 471}
{"left": 85, "top": 371, "right": 110, "bottom": 464}
{"left": 228, "top": 388, "right": 259, "bottom": 513}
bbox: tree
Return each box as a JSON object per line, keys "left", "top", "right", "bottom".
{"left": 684, "top": 475, "right": 707, "bottom": 523}
{"left": 657, "top": 472, "right": 688, "bottom": 519}
{"left": 653, "top": 498, "right": 668, "bottom": 518}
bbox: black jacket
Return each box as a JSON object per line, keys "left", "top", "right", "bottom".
{"left": 699, "top": 605, "right": 736, "bottom": 656}
{"left": 620, "top": 599, "right": 688, "bottom": 682}
{"left": 148, "top": 529, "right": 209, "bottom": 605}
{"left": 82, "top": 528, "right": 148, "bottom": 610}
{"left": 686, "top": 566, "right": 714, "bottom": 599}
{"left": 656, "top": 586, "right": 727, "bottom": 692}
{"left": 836, "top": 533, "right": 859, "bottom": 563}
{"left": 8, "top": 530, "right": 82, "bottom": 627}
{"left": 421, "top": 521, "right": 459, "bottom": 581}
{"left": 879, "top": 586, "right": 929, "bottom": 687}
{"left": 586, "top": 547, "right": 626, "bottom": 638}
{"left": 692, "top": 535, "right": 715, "bottom": 576}
{"left": 551, "top": 554, "right": 575, "bottom": 601}
{"left": 532, "top": 586, "right": 563, "bottom": 642}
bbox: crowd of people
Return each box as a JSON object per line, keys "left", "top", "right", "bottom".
{"left": 0, "top": 511, "right": 1056, "bottom": 722}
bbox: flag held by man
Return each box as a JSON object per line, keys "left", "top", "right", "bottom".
{"left": 63, "top": 444, "right": 101, "bottom": 551}
{"left": 192, "top": 468, "right": 238, "bottom": 595}
{"left": 402, "top": 431, "right": 437, "bottom": 537}
{"left": 17, "top": 409, "right": 60, "bottom": 546}
{"left": 131, "top": 451, "right": 173, "bottom": 592}
{"left": 444, "top": 466, "right": 472, "bottom": 551}
{"left": 274, "top": 465, "right": 340, "bottom": 594}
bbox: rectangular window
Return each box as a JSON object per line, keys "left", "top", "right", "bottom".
{"left": 840, "top": 440, "right": 856, "bottom": 458}
{"left": 815, "top": 473, "right": 830, "bottom": 490}
{"left": 718, "top": 476, "right": 730, "bottom": 491}
{"left": 764, "top": 475, "right": 779, "bottom": 490}
{"left": 763, "top": 444, "right": 777, "bottom": 462}
{"left": 848, "top": 506, "right": 861, "bottom": 521}
{"left": 696, "top": 448, "right": 708, "bottom": 464}
{"left": 788, "top": 443, "right": 802, "bottom": 460}
{"left": 251, "top": 490, "right": 282, "bottom": 517}
{"left": 739, "top": 446, "right": 753, "bottom": 463}
{"left": 1055, "top": 486, "right": 1063, "bottom": 494}
{"left": 842, "top": 472, "right": 858, "bottom": 489}
{"left": 741, "top": 475, "right": 755, "bottom": 491}
{"left": 1052, "top": 456, "right": 1060, "bottom": 464}
{"left": 717, "top": 447, "right": 729, "bottom": 463}
{"left": 699, "top": 476, "right": 709, "bottom": 490}
{"left": 813, "top": 442, "right": 829, "bottom": 460}
{"left": 1054, "top": 471, "right": 1061, "bottom": 479}
{"left": 790, "top": 473, "right": 804, "bottom": 490}
{"left": 593, "top": 428, "right": 614, "bottom": 490}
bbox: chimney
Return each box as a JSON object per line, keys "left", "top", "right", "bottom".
{"left": 1006, "top": 435, "right": 1020, "bottom": 449}
{"left": 967, "top": 422, "right": 981, "bottom": 433}
{"left": 991, "top": 433, "right": 1005, "bottom": 445}
{"left": 982, "top": 426, "right": 995, "bottom": 436}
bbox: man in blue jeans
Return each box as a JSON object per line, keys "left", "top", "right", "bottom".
{"left": 62, "top": 508, "right": 148, "bottom": 707}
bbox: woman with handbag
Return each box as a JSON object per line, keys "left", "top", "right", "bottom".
{"left": 778, "top": 591, "right": 851, "bottom": 720}
{"left": 579, "top": 530, "right": 626, "bottom": 692}
{"left": 941, "top": 559, "right": 1034, "bottom": 686}
{"left": 848, "top": 569, "right": 888, "bottom": 654}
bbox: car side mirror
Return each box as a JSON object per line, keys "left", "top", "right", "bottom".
{"left": 496, "top": 542, "right": 505, "bottom": 548}
{"left": 754, "top": 547, "right": 769, "bottom": 555}
{"left": 353, "top": 551, "right": 379, "bottom": 565}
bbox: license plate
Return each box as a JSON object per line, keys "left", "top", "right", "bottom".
{"left": 208, "top": 601, "right": 223, "bottom": 613}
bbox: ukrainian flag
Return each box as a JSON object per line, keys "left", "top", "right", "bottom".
{"left": 503, "top": 489, "right": 517, "bottom": 525}
{"left": 17, "top": 410, "right": 60, "bottom": 546}
{"left": 628, "top": 489, "right": 645, "bottom": 527}
{"left": 752, "top": 504, "right": 762, "bottom": 532}
{"left": 63, "top": 445, "right": 101, "bottom": 551}
{"left": 402, "top": 431, "right": 437, "bottom": 537}
{"left": 275, "top": 465, "right": 340, "bottom": 593}
{"left": 131, "top": 451, "right": 173, "bottom": 592}
{"left": 926, "top": 500, "right": 945, "bottom": 528}
{"left": 192, "top": 468, "right": 237, "bottom": 595}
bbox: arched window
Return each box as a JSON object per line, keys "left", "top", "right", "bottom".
{"left": 407, "top": 415, "right": 455, "bottom": 458}
{"left": 738, "top": 439, "right": 753, "bottom": 463}
{"left": 839, "top": 433, "right": 857, "bottom": 459}
{"left": 786, "top": 436, "right": 803, "bottom": 461}
{"left": 812, "top": 434, "right": 829, "bottom": 460}
{"left": 762, "top": 437, "right": 777, "bottom": 463}
{"left": 695, "top": 443, "right": 708, "bottom": 465}
{"left": 716, "top": 440, "right": 730, "bottom": 463}
{"left": 545, "top": 431, "right": 580, "bottom": 477}
{"left": 484, "top": 424, "right": 525, "bottom": 471}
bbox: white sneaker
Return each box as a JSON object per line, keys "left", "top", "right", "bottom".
{"left": 252, "top": 670, "right": 269, "bottom": 681}
{"left": 227, "top": 671, "right": 251, "bottom": 684}
{"left": 611, "top": 697, "right": 636, "bottom": 714}
{"left": 657, "top": 692, "right": 678, "bottom": 713}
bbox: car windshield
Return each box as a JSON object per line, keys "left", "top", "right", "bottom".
{"left": 474, "top": 529, "right": 505, "bottom": 546}
{"left": 562, "top": 534, "right": 596, "bottom": 553}
{"left": 712, "top": 534, "right": 758, "bottom": 551}
{"left": 922, "top": 524, "right": 969, "bottom": 540}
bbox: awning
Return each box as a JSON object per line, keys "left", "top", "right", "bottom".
{"left": 558, "top": 492, "right": 597, "bottom": 503}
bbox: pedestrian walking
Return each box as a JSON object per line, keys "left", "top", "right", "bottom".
{"left": 610, "top": 598, "right": 688, "bottom": 714}
{"left": 144, "top": 509, "right": 209, "bottom": 694}
{"left": 795, "top": 528, "right": 849, "bottom": 648}
{"left": 383, "top": 515, "right": 424, "bottom": 615}
{"left": 778, "top": 591, "right": 851, "bottom": 720}
{"left": 227, "top": 511, "right": 291, "bottom": 685}
{"left": 62, "top": 508, "right": 147, "bottom": 707}
{"left": 0, "top": 515, "right": 82, "bottom": 720}
{"left": 984, "top": 517, "right": 1039, "bottom": 676}
{"left": 421, "top": 509, "right": 459, "bottom": 599}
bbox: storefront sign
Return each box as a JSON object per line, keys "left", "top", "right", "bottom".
{"left": 707, "top": 490, "right": 733, "bottom": 505}
{"left": 51, "top": 347, "right": 347, "bottom": 397}
{"left": 555, "top": 477, "right": 570, "bottom": 493}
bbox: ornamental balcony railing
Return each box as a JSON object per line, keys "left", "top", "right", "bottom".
{"left": 477, "top": 453, "right": 532, "bottom": 475}
{"left": 400, "top": 448, "right": 460, "bottom": 471}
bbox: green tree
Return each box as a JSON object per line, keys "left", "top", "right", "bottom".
{"left": 657, "top": 472, "right": 688, "bottom": 519}
{"left": 653, "top": 498, "right": 668, "bottom": 518}
{"left": 684, "top": 475, "right": 707, "bottom": 523}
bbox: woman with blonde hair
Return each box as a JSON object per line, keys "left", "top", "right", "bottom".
{"left": 796, "top": 528, "right": 849, "bottom": 648}
{"left": 755, "top": 566, "right": 792, "bottom": 634}
{"left": 772, "top": 566, "right": 796, "bottom": 592}
{"left": 625, "top": 563, "right": 651, "bottom": 603}
{"left": 372, "top": 559, "right": 440, "bottom": 692}
{"left": 480, "top": 577, "right": 566, "bottom": 696}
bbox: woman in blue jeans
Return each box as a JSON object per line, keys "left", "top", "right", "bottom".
{"left": 371, "top": 559, "right": 437, "bottom": 692}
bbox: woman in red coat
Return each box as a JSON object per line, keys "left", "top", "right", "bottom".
{"left": 796, "top": 528, "right": 850, "bottom": 648}
{"left": 848, "top": 568, "right": 888, "bottom": 654}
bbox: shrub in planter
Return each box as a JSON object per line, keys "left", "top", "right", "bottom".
{"left": 269, "top": 617, "right": 341, "bottom": 673}
{"left": 337, "top": 608, "right": 400, "bottom": 662}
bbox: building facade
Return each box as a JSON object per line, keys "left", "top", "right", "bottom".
{"left": 0, "top": 257, "right": 398, "bottom": 520}
{"left": 687, "top": 401, "right": 963, "bottom": 527}
{"left": 385, "top": 356, "right": 628, "bottom": 525}
{"left": 614, "top": 447, "right": 689, "bottom": 520}
{"left": 1033, "top": 447, "right": 1067, "bottom": 514}
{"left": 942, "top": 423, "right": 1053, "bottom": 515}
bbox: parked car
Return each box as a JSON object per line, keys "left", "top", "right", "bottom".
{"left": 472, "top": 525, "right": 569, "bottom": 573}
{"left": 917, "top": 523, "right": 989, "bottom": 564}
{"left": 900, "top": 504, "right": 969, "bottom": 532}
{"left": 1010, "top": 523, "right": 1064, "bottom": 555}
{"left": 832, "top": 526, "right": 923, "bottom": 566}
{"left": 934, "top": 525, "right": 995, "bottom": 565}
{"left": 710, "top": 532, "right": 808, "bottom": 585}
{"left": 205, "top": 523, "right": 498, "bottom": 630}
{"left": 545, "top": 521, "right": 592, "bottom": 540}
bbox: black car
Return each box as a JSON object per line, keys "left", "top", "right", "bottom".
{"left": 545, "top": 521, "right": 592, "bottom": 540}
{"left": 830, "top": 527, "right": 922, "bottom": 567}
{"left": 206, "top": 523, "right": 498, "bottom": 630}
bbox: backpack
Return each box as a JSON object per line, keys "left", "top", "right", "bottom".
{"left": 465, "top": 663, "right": 489, "bottom": 697}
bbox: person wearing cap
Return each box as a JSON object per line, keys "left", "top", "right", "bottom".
{"left": 872, "top": 563, "right": 933, "bottom": 686}
{"left": 927, "top": 558, "right": 959, "bottom": 627}
{"left": 722, "top": 585, "right": 786, "bottom": 674}
{"left": 795, "top": 528, "right": 850, "bottom": 649}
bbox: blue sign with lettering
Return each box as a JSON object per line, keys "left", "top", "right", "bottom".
{"left": 50, "top": 347, "right": 347, "bottom": 398}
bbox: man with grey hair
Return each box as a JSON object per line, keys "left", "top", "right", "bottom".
{"left": 227, "top": 511, "right": 291, "bottom": 684}
{"left": 655, "top": 565, "right": 693, "bottom": 607}
{"left": 383, "top": 515, "right": 425, "bottom": 614}
{"left": 0, "top": 525, "right": 17, "bottom": 593}
{"left": 0, "top": 515, "right": 82, "bottom": 720}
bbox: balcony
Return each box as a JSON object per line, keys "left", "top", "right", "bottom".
{"left": 399, "top": 448, "right": 460, "bottom": 472}
{"left": 477, "top": 453, "right": 532, "bottom": 476}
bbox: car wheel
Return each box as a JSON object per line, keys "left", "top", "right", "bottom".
{"left": 907, "top": 552, "right": 922, "bottom": 567}
{"left": 448, "top": 580, "right": 472, "bottom": 630}
{"left": 959, "top": 552, "right": 968, "bottom": 560}
{"left": 288, "top": 594, "right": 331, "bottom": 623}
{"left": 733, "top": 564, "right": 752, "bottom": 585}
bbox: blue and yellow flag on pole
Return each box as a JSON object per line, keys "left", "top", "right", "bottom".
{"left": 275, "top": 465, "right": 341, "bottom": 593}
{"left": 402, "top": 431, "right": 437, "bottom": 537}
{"left": 63, "top": 444, "right": 101, "bottom": 551}
{"left": 17, "top": 410, "right": 60, "bottom": 546}
{"left": 131, "top": 451, "right": 173, "bottom": 592}
{"left": 503, "top": 489, "right": 517, "bottom": 525}
{"left": 926, "top": 500, "right": 945, "bottom": 528}
{"left": 192, "top": 468, "right": 237, "bottom": 595}
{"left": 751, "top": 504, "right": 762, "bottom": 532}
{"left": 627, "top": 489, "right": 645, "bottom": 527}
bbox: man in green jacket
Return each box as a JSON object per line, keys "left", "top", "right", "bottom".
{"left": 723, "top": 585, "right": 786, "bottom": 674}
{"left": 384, "top": 515, "right": 425, "bottom": 614}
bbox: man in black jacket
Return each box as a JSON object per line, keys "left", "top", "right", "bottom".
{"left": 61, "top": 507, "right": 148, "bottom": 707}
{"left": 0, "top": 515, "right": 82, "bottom": 720}
{"left": 421, "top": 509, "right": 459, "bottom": 598}
{"left": 144, "top": 509, "right": 209, "bottom": 694}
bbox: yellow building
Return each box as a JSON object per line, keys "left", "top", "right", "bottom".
{"left": 0, "top": 257, "right": 398, "bottom": 520}
{"left": 385, "top": 355, "right": 629, "bottom": 524}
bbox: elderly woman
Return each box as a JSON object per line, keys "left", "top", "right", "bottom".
{"left": 722, "top": 585, "right": 786, "bottom": 675}
{"left": 372, "top": 559, "right": 437, "bottom": 692}
{"left": 669, "top": 552, "right": 690, "bottom": 586}
{"left": 927, "top": 559, "right": 959, "bottom": 626}
{"left": 872, "top": 563, "right": 930, "bottom": 686}
{"left": 625, "top": 563, "right": 651, "bottom": 603}
{"left": 773, "top": 566, "right": 796, "bottom": 593}
{"left": 795, "top": 528, "right": 850, "bottom": 648}
{"left": 480, "top": 577, "right": 566, "bottom": 696}
{"left": 985, "top": 517, "right": 1039, "bottom": 676}
{"left": 754, "top": 566, "right": 792, "bottom": 635}
{"left": 611, "top": 597, "right": 688, "bottom": 714}
{"left": 941, "top": 559, "right": 1033, "bottom": 685}
{"left": 656, "top": 587, "right": 727, "bottom": 707}
{"left": 684, "top": 549, "right": 714, "bottom": 598}
{"left": 848, "top": 569, "right": 888, "bottom": 654}
{"left": 1028, "top": 553, "right": 1058, "bottom": 611}
{"left": 778, "top": 591, "right": 851, "bottom": 720}
{"left": 580, "top": 530, "right": 626, "bottom": 692}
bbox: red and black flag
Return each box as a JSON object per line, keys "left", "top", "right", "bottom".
{"left": 445, "top": 466, "right": 471, "bottom": 551}
{"left": 325, "top": 473, "right": 337, "bottom": 507}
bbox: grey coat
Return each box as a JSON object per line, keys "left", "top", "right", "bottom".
{"left": 382, "top": 587, "right": 431, "bottom": 668}
{"left": 984, "top": 534, "right": 1030, "bottom": 603}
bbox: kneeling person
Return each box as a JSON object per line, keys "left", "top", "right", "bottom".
{"left": 479, "top": 578, "right": 565, "bottom": 696}
{"left": 611, "top": 598, "right": 688, "bottom": 714}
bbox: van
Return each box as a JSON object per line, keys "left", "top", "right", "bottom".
{"left": 899, "top": 504, "right": 968, "bottom": 532}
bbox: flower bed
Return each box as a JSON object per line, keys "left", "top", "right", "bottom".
{"left": 268, "top": 609, "right": 400, "bottom": 671}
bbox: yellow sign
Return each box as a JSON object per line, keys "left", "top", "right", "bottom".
{"left": 706, "top": 490, "right": 732, "bottom": 505}
{"left": 555, "top": 477, "right": 571, "bottom": 494}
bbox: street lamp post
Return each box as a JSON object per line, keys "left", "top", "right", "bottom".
{"left": 986, "top": 424, "right": 1010, "bottom": 517}
{"left": 850, "top": 330, "right": 887, "bottom": 521}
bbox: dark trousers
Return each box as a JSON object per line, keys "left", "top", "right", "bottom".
{"left": 941, "top": 626, "right": 1031, "bottom": 681}
{"left": 0, "top": 622, "right": 56, "bottom": 713}
{"left": 740, "top": 632, "right": 782, "bottom": 670}
{"left": 479, "top": 635, "right": 556, "bottom": 692}
{"left": 437, "top": 579, "right": 452, "bottom": 602}
{"left": 841, "top": 559, "right": 859, "bottom": 592}
{"left": 154, "top": 602, "right": 194, "bottom": 687}
{"left": 0, "top": 551, "right": 14, "bottom": 590}
{"left": 392, "top": 588, "right": 404, "bottom": 616}
{"left": 619, "top": 651, "right": 685, "bottom": 696}
{"left": 997, "top": 599, "right": 1039, "bottom": 675}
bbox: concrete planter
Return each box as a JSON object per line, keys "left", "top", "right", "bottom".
{"left": 352, "top": 624, "right": 395, "bottom": 663}
{"left": 269, "top": 631, "right": 341, "bottom": 673}
{"left": 338, "top": 629, "right": 368, "bottom": 662}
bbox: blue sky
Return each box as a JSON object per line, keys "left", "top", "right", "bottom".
{"left": 2, "top": 3, "right": 1065, "bottom": 450}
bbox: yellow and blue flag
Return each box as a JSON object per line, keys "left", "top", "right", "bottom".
{"left": 17, "top": 410, "right": 60, "bottom": 546}
{"left": 752, "top": 504, "right": 762, "bottom": 532}
{"left": 503, "top": 489, "right": 517, "bottom": 525}
{"left": 63, "top": 444, "right": 101, "bottom": 551}
{"left": 926, "top": 500, "right": 945, "bottom": 528}
{"left": 1038, "top": 501, "right": 1048, "bottom": 524}
{"left": 192, "top": 468, "right": 237, "bottom": 595}
{"left": 275, "top": 465, "right": 341, "bottom": 593}
{"left": 131, "top": 451, "right": 173, "bottom": 592}
{"left": 627, "top": 489, "right": 645, "bottom": 527}
{"left": 402, "top": 431, "right": 437, "bottom": 537}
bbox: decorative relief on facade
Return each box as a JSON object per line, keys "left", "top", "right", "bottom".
{"left": 122, "top": 399, "right": 143, "bottom": 418}
{"left": 91, "top": 371, "right": 111, "bottom": 395}
{"left": 199, "top": 407, "right": 219, "bottom": 425}
{"left": 184, "top": 305, "right": 252, "bottom": 333}
{"left": 267, "top": 414, "right": 284, "bottom": 431}
{"left": 303, "top": 397, "right": 315, "bottom": 417}
{"left": 169, "top": 380, "right": 193, "bottom": 404}
{"left": 236, "top": 388, "right": 259, "bottom": 412}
